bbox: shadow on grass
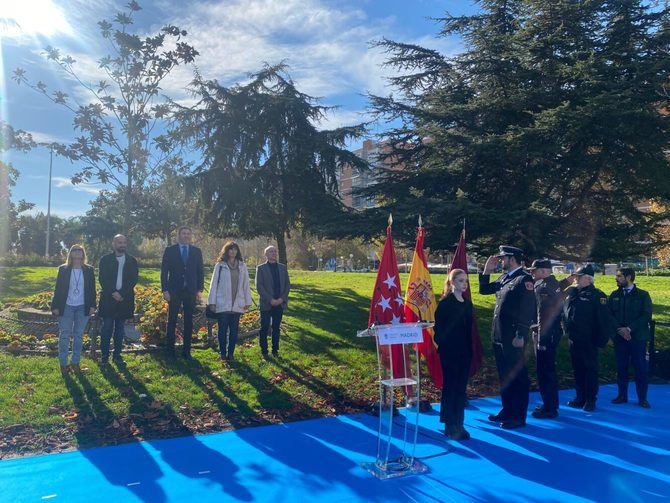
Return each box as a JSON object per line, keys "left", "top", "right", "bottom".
{"left": 0, "top": 267, "right": 56, "bottom": 302}
{"left": 63, "top": 370, "right": 167, "bottom": 503}
{"left": 285, "top": 284, "right": 371, "bottom": 356}
{"left": 84, "top": 361, "right": 252, "bottom": 501}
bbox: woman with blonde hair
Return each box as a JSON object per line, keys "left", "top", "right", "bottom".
{"left": 50, "top": 244, "right": 97, "bottom": 372}
{"left": 433, "top": 268, "right": 473, "bottom": 440}
{"left": 207, "top": 241, "right": 252, "bottom": 362}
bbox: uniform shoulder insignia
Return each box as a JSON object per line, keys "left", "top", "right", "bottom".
{"left": 525, "top": 281, "right": 534, "bottom": 291}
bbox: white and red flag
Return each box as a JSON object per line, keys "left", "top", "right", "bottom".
{"left": 368, "top": 218, "right": 410, "bottom": 379}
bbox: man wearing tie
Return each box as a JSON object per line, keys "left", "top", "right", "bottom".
{"left": 161, "top": 226, "right": 204, "bottom": 360}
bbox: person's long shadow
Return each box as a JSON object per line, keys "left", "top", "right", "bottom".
{"left": 63, "top": 371, "right": 167, "bottom": 503}
{"left": 187, "top": 356, "right": 269, "bottom": 426}
{"left": 236, "top": 415, "right": 428, "bottom": 502}
{"left": 100, "top": 362, "right": 253, "bottom": 501}
{"left": 454, "top": 416, "right": 670, "bottom": 501}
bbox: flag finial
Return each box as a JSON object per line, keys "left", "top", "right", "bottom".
{"left": 388, "top": 213, "right": 393, "bottom": 226}
{"left": 418, "top": 215, "right": 423, "bottom": 228}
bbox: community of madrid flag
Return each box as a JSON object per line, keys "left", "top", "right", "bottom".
{"left": 452, "top": 229, "right": 484, "bottom": 376}
{"left": 404, "top": 224, "right": 442, "bottom": 388}
{"left": 368, "top": 218, "right": 410, "bottom": 379}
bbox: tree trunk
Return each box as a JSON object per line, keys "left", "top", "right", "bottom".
{"left": 124, "top": 185, "right": 132, "bottom": 235}
{"left": 275, "top": 231, "right": 287, "bottom": 265}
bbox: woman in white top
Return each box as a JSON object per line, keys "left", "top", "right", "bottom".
{"left": 50, "top": 244, "right": 97, "bottom": 372}
{"left": 207, "top": 241, "right": 252, "bottom": 362}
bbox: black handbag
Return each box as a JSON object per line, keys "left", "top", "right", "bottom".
{"left": 205, "top": 265, "right": 222, "bottom": 320}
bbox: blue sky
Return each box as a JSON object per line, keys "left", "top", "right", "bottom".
{"left": 1, "top": 0, "right": 477, "bottom": 218}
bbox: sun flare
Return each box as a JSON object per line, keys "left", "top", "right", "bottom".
{"left": 0, "top": 0, "right": 72, "bottom": 38}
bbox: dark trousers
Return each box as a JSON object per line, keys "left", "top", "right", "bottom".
{"left": 569, "top": 339, "right": 599, "bottom": 403}
{"left": 493, "top": 343, "right": 529, "bottom": 422}
{"left": 217, "top": 312, "right": 241, "bottom": 358}
{"left": 260, "top": 306, "right": 283, "bottom": 353}
{"left": 439, "top": 352, "right": 472, "bottom": 432}
{"left": 166, "top": 289, "right": 195, "bottom": 355}
{"left": 536, "top": 344, "right": 559, "bottom": 412}
{"left": 101, "top": 318, "right": 125, "bottom": 359}
{"left": 614, "top": 338, "right": 648, "bottom": 401}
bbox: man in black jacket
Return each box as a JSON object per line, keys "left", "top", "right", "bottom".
{"left": 98, "top": 234, "right": 139, "bottom": 365}
{"left": 563, "top": 265, "right": 614, "bottom": 412}
{"left": 529, "top": 259, "right": 573, "bottom": 419}
{"left": 161, "top": 226, "right": 204, "bottom": 360}
{"left": 608, "top": 268, "right": 653, "bottom": 408}
{"left": 479, "top": 246, "right": 536, "bottom": 429}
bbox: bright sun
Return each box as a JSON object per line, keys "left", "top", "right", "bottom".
{"left": 0, "top": 0, "right": 72, "bottom": 38}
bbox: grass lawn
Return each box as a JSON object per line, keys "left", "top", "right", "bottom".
{"left": 0, "top": 267, "right": 668, "bottom": 458}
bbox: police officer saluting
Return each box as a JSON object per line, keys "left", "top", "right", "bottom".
{"left": 480, "top": 246, "right": 536, "bottom": 429}
{"left": 563, "top": 265, "right": 613, "bottom": 412}
{"left": 528, "top": 259, "right": 573, "bottom": 419}
{"left": 608, "top": 268, "right": 652, "bottom": 408}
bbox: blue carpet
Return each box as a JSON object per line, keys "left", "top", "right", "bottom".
{"left": 1, "top": 384, "right": 668, "bottom": 502}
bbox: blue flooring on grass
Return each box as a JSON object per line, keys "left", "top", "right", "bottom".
{"left": 1, "top": 384, "right": 668, "bottom": 502}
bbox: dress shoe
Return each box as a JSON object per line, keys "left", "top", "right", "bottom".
{"left": 261, "top": 351, "right": 269, "bottom": 360}
{"left": 638, "top": 399, "right": 651, "bottom": 409}
{"left": 500, "top": 419, "right": 526, "bottom": 430}
{"left": 583, "top": 402, "right": 596, "bottom": 412}
{"left": 488, "top": 411, "right": 508, "bottom": 422}
{"left": 532, "top": 409, "right": 558, "bottom": 419}
{"left": 533, "top": 404, "right": 544, "bottom": 412}
{"left": 272, "top": 350, "right": 279, "bottom": 357}
{"left": 611, "top": 396, "right": 628, "bottom": 404}
{"left": 448, "top": 428, "right": 471, "bottom": 440}
{"left": 70, "top": 364, "right": 81, "bottom": 372}
{"left": 112, "top": 355, "right": 125, "bottom": 366}
{"left": 182, "top": 353, "right": 193, "bottom": 361}
{"left": 567, "top": 399, "right": 585, "bottom": 409}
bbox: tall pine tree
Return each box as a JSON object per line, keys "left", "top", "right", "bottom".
{"left": 339, "top": 0, "right": 670, "bottom": 260}
{"left": 173, "top": 64, "right": 367, "bottom": 264}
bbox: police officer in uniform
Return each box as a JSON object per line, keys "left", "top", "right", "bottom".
{"left": 528, "top": 259, "right": 573, "bottom": 419}
{"left": 563, "top": 265, "right": 613, "bottom": 412}
{"left": 608, "top": 268, "right": 652, "bottom": 408}
{"left": 480, "top": 246, "right": 536, "bottom": 429}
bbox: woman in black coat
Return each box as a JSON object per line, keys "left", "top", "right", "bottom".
{"left": 51, "top": 244, "right": 96, "bottom": 372}
{"left": 434, "top": 268, "right": 473, "bottom": 440}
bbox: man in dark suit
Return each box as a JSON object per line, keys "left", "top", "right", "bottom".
{"left": 255, "top": 245, "right": 290, "bottom": 357}
{"left": 98, "top": 234, "right": 139, "bottom": 365}
{"left": 479, "top": 245, "right": 536, "bottom": 429}
{"left": 608, "top": 268, "right": 653, "bottom": 408}
{"left": 161, "top": 226, "right": 204, "bottom": 360}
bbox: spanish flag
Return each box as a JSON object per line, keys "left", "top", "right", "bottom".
{"left": 403, "top": 225, "right": 442, "bottom": 388}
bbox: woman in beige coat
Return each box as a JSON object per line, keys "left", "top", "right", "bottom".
{"left": 207, "top": 242, "right": 252, "bottom": 361}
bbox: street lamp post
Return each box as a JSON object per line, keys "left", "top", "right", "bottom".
{"left": 45, "top": 146, "right": 53, "bottom": 257}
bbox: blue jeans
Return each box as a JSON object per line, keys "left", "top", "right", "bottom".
{"left": 101, "top": 318, "right": 125, "bottom": 359}
{"left": 216, "top": 312, "right": 241, "bottom": 358}
{"left": 58, "top": 305, "right": 89, "bottom": 366}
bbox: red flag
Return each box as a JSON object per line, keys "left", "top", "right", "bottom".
{"left": 404, "top": 226, "right": 442, "bottom": 388}
{"left": 452, "top": 229, "right": 483, "bottom": 376}
{"left": 368, "top": 223, "right": 410, "bottom": 379}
